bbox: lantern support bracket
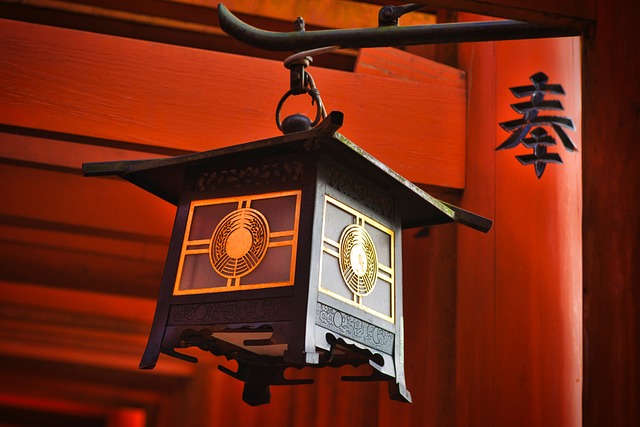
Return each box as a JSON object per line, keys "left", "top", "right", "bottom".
{"left": 217, "top": 3, "right": 581, "bottom": 53}
{"left": 275, "top": 48, "right": 333, "bottom": 132}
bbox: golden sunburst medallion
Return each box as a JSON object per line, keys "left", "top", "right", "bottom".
{"left": 210, "top": 208, "right": 270, "bottom": 279}
{"left": 338, "top": 224, "right": 378, "bottom": 297}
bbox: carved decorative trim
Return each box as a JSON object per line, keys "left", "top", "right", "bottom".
{"left": 169, "top": 297, "right": 292, "bottom": 325}
{"left": 196, "top": 161, "right": 303, "bottom": 191}
{"left": 327, "top": 167, "right": 392, "bottom": 219}
{"left": 316, "top": 303, "right": 394, "bottom": 355}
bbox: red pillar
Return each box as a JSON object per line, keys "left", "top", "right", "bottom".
{"left": 457, "top": 16, "right": 582, "bottom": 426}
{"left": 582, "top": 0, "right": 640, "bottom": 424}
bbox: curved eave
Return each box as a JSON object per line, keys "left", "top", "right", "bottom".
{"left": 328, "top": 129, "right": 491, "bottom": 232}
{"left": 83, "top": 112, "right": 491, "bottom": 232}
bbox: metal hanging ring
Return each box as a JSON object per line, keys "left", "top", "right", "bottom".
{"left": 275, "top": 86, "right": 326, "bottom": 131}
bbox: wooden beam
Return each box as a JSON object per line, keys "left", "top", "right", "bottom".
{"left": 0, "top": 280, "right": 197, "bottom": 375}
{"left": 0, "top": 0, "right": 357, "bottom": 71}
{"left": 0, "top": 279, "right": 214, "bottom": 427}
{"left": 0, "top": 239, "right": 164, "bottom": 297}
{"left": 356, "top": 47, "right": 465, "bottom": 86}
{"left": 358, "top": 0, "right": 593, "bottom": 29}
{"left": 0, "top": 362, "right": 179, "bottom": 417}
{"left": 0, "top": 162, "right": 172, "bottom": 296}
{"left": 0, "top": 18, "right": 466, "bottom": 188}
{"left": 1, "top": 0, "right": 435, "bottom": 35}
{"left": 0, "top": 164, "right": 174, "bottom": 239}
{"left": 0, "top": 280, "right": 155, "bottom": 322}
{"left": 174, "top": 0, "right": 436, "bottom": 28}
{"left": 0, "top": 131, "right": 178, "bottom": 172}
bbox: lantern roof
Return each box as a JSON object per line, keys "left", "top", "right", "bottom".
{"left": 83, "top": 112, "right": 491, "bottom": 232}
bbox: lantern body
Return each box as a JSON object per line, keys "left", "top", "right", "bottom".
{"left": 83, "top": 112, "right": 490, "bottom": 405}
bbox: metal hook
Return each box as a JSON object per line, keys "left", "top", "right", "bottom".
{"left": 378, "top": 3, "right": 426, "bottom": 26}
{"left": 284, "top": 46, "right": 340, "bottom": 68}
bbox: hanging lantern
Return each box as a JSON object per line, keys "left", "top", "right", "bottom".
{"left": 83, "top": 111, "right": 491, "bottom": 406}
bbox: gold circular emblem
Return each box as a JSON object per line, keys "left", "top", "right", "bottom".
{"left": 210, "top": 208, "right": 269, "bottom": 279}
{"left": 339, "top": 224, "right": 378, "bottom": 296}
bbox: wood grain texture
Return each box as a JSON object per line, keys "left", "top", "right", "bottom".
{"left": 353, "top": 46, "right": 467, "bottom": 188}
{"left": 492, "top": 35, "right": 582, "bottom": 427}
{"left": 455, "top": 19, "right": 498, "bottom": 425}
{"left": 0, "top": 164, "right": 174, "bottom": 239}
{"left": 360, "top": 0, "right": 594, "bottom": 28}
{"left": 456, "top": 14, "right": 582, "bottom": 427}
{"left": 0, "top": 17, "right": 469, "bottom": 426}
{"left": 356, "top": 47, "right": 466, "bottom": 86}
{"left": 0, "top": 162, "right": 172, "bottom": 296}
{"left": 0, "top": 18, "right": 465, "bottom": 188}
{"left": 582, "top": 0, "right": 640, "bottom": 424}
{"left": 0, "top": 131, "right": 177, "bottom": 171}
{"left": 356, "top": 48, "right": 460, "bottom": 426}
{"left": 202, "top": 0, "right": 437, "bottom": 27}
